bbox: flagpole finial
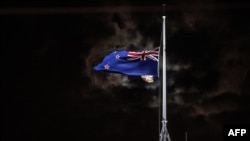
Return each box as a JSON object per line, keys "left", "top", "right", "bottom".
{"left": 162, "top": 4, "right": 166, "bottom": 16}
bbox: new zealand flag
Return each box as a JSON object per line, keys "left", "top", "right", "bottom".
{"left": 94, "top": 48, "right": 159, "bottom": 76}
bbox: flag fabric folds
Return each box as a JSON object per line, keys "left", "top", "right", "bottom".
{"left": 94, "top": 48, "right": 159, "bottom": 76}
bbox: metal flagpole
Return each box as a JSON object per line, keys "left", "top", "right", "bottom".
{"left": 159, "top": 4, "right": 171, "bottom": 141}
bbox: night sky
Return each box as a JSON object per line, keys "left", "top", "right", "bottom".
{"left": 1, "top": 0, "right": 250, "bottom": 141}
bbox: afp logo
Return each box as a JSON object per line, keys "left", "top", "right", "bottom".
{"left": 228, "top": 129, "right": 246, "bottom": 136}
{"left": 224, "top": 125, "right": 249, "bottom": 141}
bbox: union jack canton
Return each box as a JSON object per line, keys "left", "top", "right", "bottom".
{"left": 127, "top": 48, "right": 159, "bottom": 62}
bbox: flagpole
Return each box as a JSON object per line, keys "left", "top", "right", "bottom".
{"left": 159, "top": 4, "right": 171, "bottom": 141}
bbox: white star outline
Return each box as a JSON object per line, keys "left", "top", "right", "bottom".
{"left": 104, "top": 64, "right": 110, "bottom": 70}
{"left": 115, "top": 54, "right": 120, "bottom": 59}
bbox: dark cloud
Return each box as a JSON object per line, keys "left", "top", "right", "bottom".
{"left": 1, "top": 1, "right": 250, "bottom": 141}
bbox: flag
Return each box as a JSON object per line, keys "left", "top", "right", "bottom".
{"left": 94, "top": 48, "right": 159, "bottom": 76}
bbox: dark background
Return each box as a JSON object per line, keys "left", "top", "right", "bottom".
{"left": 1, "top": 0, "right": 250, "bottom": 141}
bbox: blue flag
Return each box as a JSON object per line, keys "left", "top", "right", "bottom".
{"left": 94, "top": 48, "right": 159, "bottom": 76}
